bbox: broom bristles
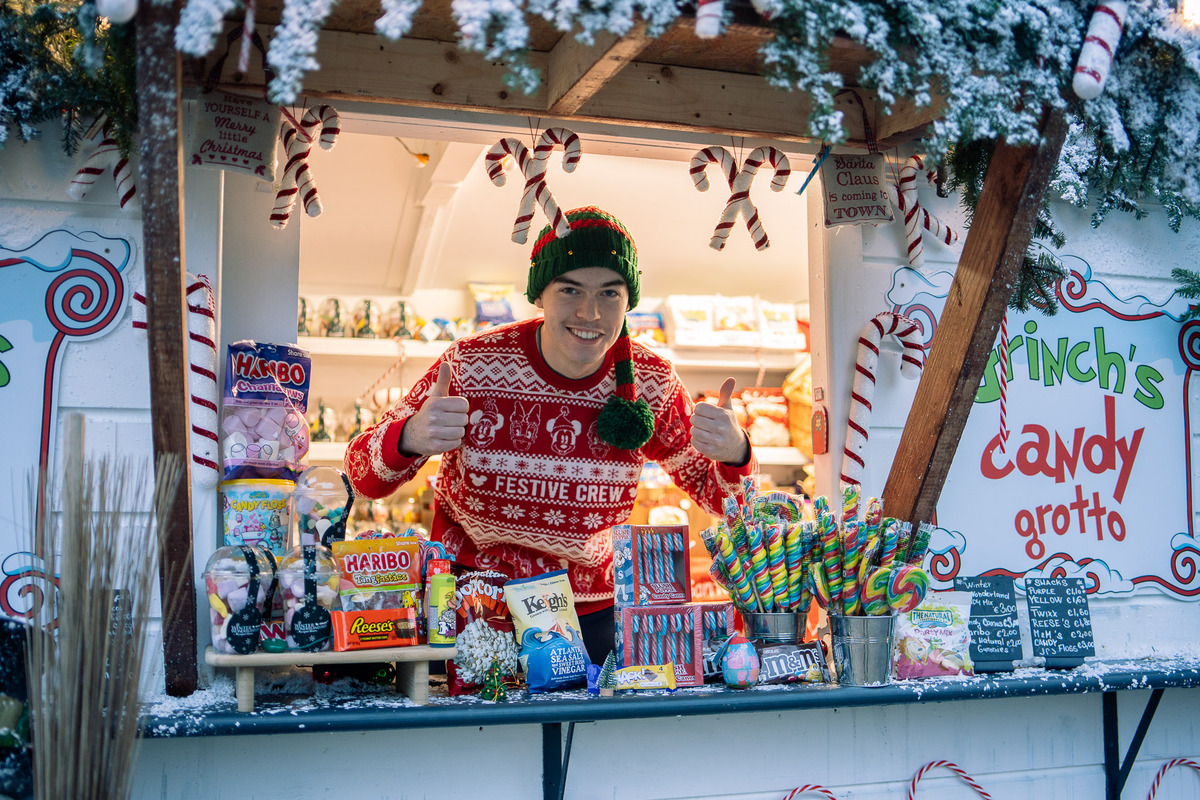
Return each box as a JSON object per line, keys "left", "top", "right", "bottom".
{"left": 25, "top": 453, "right": 183, "bottom": 800}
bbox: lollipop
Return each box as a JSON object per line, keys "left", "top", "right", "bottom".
{"left": 716, "top": 530, "right": 756, "bottom": 610}
{"left": 864, "top": 496, "right": 883, "bottom": 529}
{"left": 856, "top": 534, "right": 880, "bottom": 600}
{"left": 809, "top": 568, "right": 831, "bottom": 609}
{"left": 765, "top": 523, "right": 788, "bottom": 611}
{"left": 746, "top": 523, "right": 774, "bottom": 611}
{"left": 841, "top": 483, "right": 860, "bottom": 525}
{"left": 783, "top": 522, "right": 806, "bottom": 610}
{"left": 887, "top": 564, "right": 930, "bottom": 613}
{"left": 906, "top": 522, "right": 933, "bottom": 565}
{"left": 861, "top": 566, "right": 892, "bottom": 616}
{"left": 840, "top": 520, "right": 862, "bottom": 615}
{"left": 879, "top": 519, "right": 901, "bottom": 569}
{"left": 819, "top": 514, "right": 843, "bottom": 612}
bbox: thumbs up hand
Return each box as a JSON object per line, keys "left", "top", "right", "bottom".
{"left": 399, "top": 362, "right": 470, "bottom": 457}
{"left": 690, "top": 377, "right": 751, "bottom": 466}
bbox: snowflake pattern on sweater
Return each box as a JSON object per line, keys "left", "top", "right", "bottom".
{"left": 344, "top": 318, "right": 756, "bottom": 610}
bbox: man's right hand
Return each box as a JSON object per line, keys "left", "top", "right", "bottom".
{"left": 398, "top": 362, "right": 469, "bottom": 456}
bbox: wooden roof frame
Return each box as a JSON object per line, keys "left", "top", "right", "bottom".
{"left": 138, "top": 4, "right": 1064, "bottom": 695}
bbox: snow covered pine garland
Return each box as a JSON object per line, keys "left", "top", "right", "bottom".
{"left": 484, "top": 127, "right": 581, "bottom": 244}
{"left": 841, "top": 312, "right": 925, "bottom": 486}
{"left": 690, "top": 145, "right": 791, "bottom": 251}
{"left": 887, "top": 155, "right": 958, "bottom": 268}
{"left": 271, "top": 105, "right": 340, "bottom": 229}
{"left": 67, "top": 127, "right": 137, "bottom": 210}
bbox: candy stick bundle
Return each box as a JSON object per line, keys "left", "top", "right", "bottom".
{"left": 701, "top": 477, "right": 814, "bottom": 615}
{"left": 620, "top": 605, "right": 705, "bottom": 686}
{"left": 806, "top": 484, "right": 932, "bottom": 617}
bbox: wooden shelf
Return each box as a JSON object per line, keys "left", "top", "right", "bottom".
{"left": 309, "top": 441, "right": 808, "bottom": 467}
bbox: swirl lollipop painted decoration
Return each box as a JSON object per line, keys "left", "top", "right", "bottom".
{"left": 887, "top": 564, "right": 929, "bottom": 613}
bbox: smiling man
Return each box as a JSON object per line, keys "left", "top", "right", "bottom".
{"left": 345, "top": 206, "right": 757, "bottom": 661}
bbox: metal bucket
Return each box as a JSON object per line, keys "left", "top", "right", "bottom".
{"left": 742, "top": 611, "right": 803, "bottom": 643}
{"left": 830, "top": 614, "right": 895, "bottom": 686}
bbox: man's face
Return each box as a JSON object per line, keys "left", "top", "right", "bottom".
{"left": 534, "top": 267, "right": 630, "bottom": 379}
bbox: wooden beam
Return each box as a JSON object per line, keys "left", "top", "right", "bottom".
{"left": 546, "top": 22, "right": 652, "bottom": 116}
{"left": 136, "top": 0, "right": 198, "bottom": 696}
{"left": 881, "top": 109, "right": 1068, "bottom": 526}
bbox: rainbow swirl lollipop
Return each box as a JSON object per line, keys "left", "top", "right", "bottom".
{"left": 879, "top": 519, "right": 900, "bottom": 568}
{"left": 716, "top": 530, "right": 756, "bottom": 610}
{"left": 809, "top": 568, "right": 831, "bottom": 609}
{"left": 765, "top": 523, "right": 789, "bottom": 611}
{"left": 841, "top": 483, "right": 860, "bottom": 525}
{"left": 784, "top": 522, "right": 805, "bottom": 610}
{"left": 840, "top": 520, "right": 862, "bottom": 615}
{"left": 861, "top": 566, "right": 892, "bottom": 616}
{"left": 887, "top": 564, "right": 930, "bottom": 613}
{"left": 746, "top": 523, "right": 774, "bottom": 612}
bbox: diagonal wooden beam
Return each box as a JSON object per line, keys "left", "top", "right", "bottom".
{"left": 136, "top": 0, "right": 198, "bottom": 696}
{"left": 881, "top": 109, "right": 1068, "bottom": 526}
{"left": 546, "top": 22, "right": 652, "bottom": 116}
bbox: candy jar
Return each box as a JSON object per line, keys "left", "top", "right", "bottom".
{"left": 293, "top": 465, "right": 356, "bottom": 547}
{"left": 720, "top": 634, "right": 760, "bottom": 689}
{"left": 203, "top": 545, "right": 276, "bottom": 655}
{"left": 278, "top": 544, "right": 339, "bottom": 651}
{"left": 351, "top": 298, "right": 380, "bottom": 339}
{"left": 297, "top": 296, "right": 311, "bottom": 336}
{"left": 316, "top": 297, "right": 346, "bottom": 337}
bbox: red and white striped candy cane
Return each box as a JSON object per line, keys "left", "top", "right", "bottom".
{"left": 689, "top": 146, "right": 737, "bottom": 193}
{"left": 908, "top": 760, "right": 994, "bottom": 800}
{"left": 485, "top": 128, "right": 579, "bottom": 244}
{"left": 694, "top": 0, "right": 724, "bottom": 38}
{"left": 782, "top": 786, "right": 840, "bottom": 800}
{"left": 841, "top": 311, "right": 925, "bottom": 486}
{"left": 131, "top": 274, "right": 220, "bottom": 489}
{"left": 711, "top": 146, "right": 791, "bottom": 251}
{"left": 997, "top": 312, "right": 1010, "bottom": 453}
{"left": 1073, "top": 2, "right": 1128, "bottom": 101}
{"left": 68, "top": 131, "right": 137, "bottom": 210}
{"left": 271, "top": 105, "right": 340, "bottom": 229}
{"left": 889, "top": 155, "right": 958, "bottom": 267}
{"left": 1145, "top": 757, "right": 1200, "bottom": 800}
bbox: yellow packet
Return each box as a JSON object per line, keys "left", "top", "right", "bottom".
{"left": 614, "top": 664, "right": 677, "bottom": 691}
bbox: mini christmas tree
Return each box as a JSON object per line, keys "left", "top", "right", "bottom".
{"left": 598, "top": 651, "right": 617, "bottom": 697}
{"left": 479, "top": 659, "right": 507, "bottom": 702}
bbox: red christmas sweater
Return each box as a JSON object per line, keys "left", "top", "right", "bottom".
{"left": 344, "top": 318, "right": 757, "bottom": 614}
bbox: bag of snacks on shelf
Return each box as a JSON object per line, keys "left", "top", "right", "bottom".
{"left": 505, "top": 570, "right": 591, "bottom": 693}
{"left": 627, "top": 310, "right": 666, "bottom": 348}
{"left": 740, "top": 387, "right": 791, "bottom": 447}
{"left": 713, "top": 295, "right": 759, "bottom": 347}
{"left": 448, "top": 571, "right": 518, "bottom": 696}
{"left": 468, "top": 282, "right": 516, "bottom": 328}
{"left": 665, "top": 295, "right": 715, "bottom": 347}
{"left": 892, "top": 591, "right": 975, "bottom": 680}
{"left": 220, "top": 340, "right": 311, "bottom": 481}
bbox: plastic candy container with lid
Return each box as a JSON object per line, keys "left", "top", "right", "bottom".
{"left": 293, "top": 465, "right": 355, "bottom": 547}
{"left": 278, "top": 544, "right": 339, "bottom": 651}
{"left": 203, "top": 545, "right": 277, "bottom": 655}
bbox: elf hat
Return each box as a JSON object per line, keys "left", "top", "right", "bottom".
{"left": 527, "top": 206, "right": 654, "bottom": 451}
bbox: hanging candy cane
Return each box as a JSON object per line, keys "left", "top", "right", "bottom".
{"left": 131, "top": 274, "right": 220, "bottom": 489}
{"left": 689, "top": 146, "right": 737, "bottom": 193}
{"left": 694, "top": 0, "right": 724, "bottom": 38}
{"left": 1145, "top": 758, "right": 1200, "bottom": 800}
{"left": 888, "top": 155, "right": 958, "bottom": 267}
{"left": 706, "top": 146, "right": 790, "bottom": 251}
{"left": 907, "top": 760, "right": 994, "bottom": 799}
{"left": 271, "top": 105, "right": 340, "bottom": 229}
{"left": 485, "top": 127, "right": 579, "bottom": 244}
{"left": 841, "top": 312, "right": 925, "bottom": 486}
{"left": 782, "top": 786, "right": 840, "bottom": 800}
{"left": 1073, "top": 2, "right": 1128, "bottom": 101}
{"left": 67, "top": 128, "right": 137, "bottom": 210}
{"left": 997, "top": 312, "right": 1010, "bottom": 453}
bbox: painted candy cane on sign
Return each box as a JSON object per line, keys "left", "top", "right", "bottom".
{"left": 1144, "top": 758, "right": 1200, "bottom": 800}
{"left": 907, "top": 760, "right": 994, "bottom": 800}
{"left": 887, "top": 155, "right": 958, "bottom": 267}
{"left": 841, "top": 312, "right": 925, "bottom": 486}
{"left": 271, "top": 105, "right": 340, "bottom": 229}
{"left": 485, "top": 128, "right": 580, "bottom": 244}
{"left": 67, "top": 129, "right": 137, "bottom": 210}
{"left": 781, "top": 786, "right": 840, "bottom": 800}
{"left": 701, "top": 146, "right": 791, "bottom": 251}
{"left": 1073, "top": 2, "right": 1128, "bottom": 101}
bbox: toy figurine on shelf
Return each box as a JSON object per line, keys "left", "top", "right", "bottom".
{"left": 480, "top": 659, "right": 508, "bottom": 702}
{"left": 598, "top": 651, "right": 617, "bottom": 697}
{"left": 310, "top": 400, "right": 333, "bottom": 443}
{"left": 317, "top": 297, "right": 345, "bottom": 337}
{"left": 298, "top": 296, "right": 311, "bottom": 336}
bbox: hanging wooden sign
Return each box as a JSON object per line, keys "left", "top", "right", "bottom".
{"left": 187, "top": 91, "right": 279, "bottom": 182}
{"left": 820, "top": 152, "right": 893, "bottom": 227}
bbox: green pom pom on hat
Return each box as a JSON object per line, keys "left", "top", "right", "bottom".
{"left": 528, "top": 207, "right": 653, "bottom": 451}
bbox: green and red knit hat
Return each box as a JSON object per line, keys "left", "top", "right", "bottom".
{"left": 528, "top": 206, "right": 654, "bottom": 451}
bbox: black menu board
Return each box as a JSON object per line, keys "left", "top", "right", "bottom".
{"left": 1025, "top": 577, "right": 1095, "bottom": 669}
{"left": 953, "top": 575, "right": 1022, "bottom": 672}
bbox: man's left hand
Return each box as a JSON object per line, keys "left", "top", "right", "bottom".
{"left": 690, "top": 377, "right": 750, "bottom": 465}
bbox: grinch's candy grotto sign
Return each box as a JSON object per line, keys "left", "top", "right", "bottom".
{"left": 887, "top": 258, "right": 1200, "bottom": 598}
{"left": 0, "top": 229, "right": 131, "bottom": 619}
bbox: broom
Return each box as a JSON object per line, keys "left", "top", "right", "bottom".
{"left": 23, "top": 439, "right": 183, "bottom": 800}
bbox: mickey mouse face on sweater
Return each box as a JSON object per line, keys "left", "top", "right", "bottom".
{"left": 546, "top": 406, "right": 582, "bottom": 456}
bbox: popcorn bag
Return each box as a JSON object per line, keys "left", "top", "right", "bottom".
{"left": 448, "top": 571, "right": 518, "bottom": 696}
{"left": 220, "top": 341, "right": 311, "bottom": 481}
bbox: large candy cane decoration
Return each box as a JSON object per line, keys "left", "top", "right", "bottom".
{"left": 1073, "top": 2, "right": 1128, "bottom": 101}
{"left": 1145, "top": 758, "right": 1200, "bottom": 800}
{"left": 907, "top": 760, "right": 994, "bottom": 799}
{"left": 888, "top": 155, "right": 958, "bottom": 267}
{"left": 841, "top": 312, "right": 925, "bottom": 486}
{"left": 485, "top": 127, "right": 580, "bottom": 244}
{"left": 67, "top": 129, "right": 137, "bottom": 210}
{"left": 271, "top": 105, "right": 340, "bottom": 229}
{"left": 705, "top": 146, "right": 790, "bottom": 251}
{"left": 131, "top": 274, "right": 220, "bottom": 489}
{"left": 782, "top": 786, "right": 840, "bottom": 800}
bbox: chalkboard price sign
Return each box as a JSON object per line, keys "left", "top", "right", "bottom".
{"left": 953, "top": 575, "right": 1022, "bottom": 672}
{"left": 1025, "top": 577, "right": 1095, "bottom": 669}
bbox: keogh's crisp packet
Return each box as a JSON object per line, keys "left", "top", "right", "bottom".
{"left": 504, "top": 570, "right": 591, "bottom": 693}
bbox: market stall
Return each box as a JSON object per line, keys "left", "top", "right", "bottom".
{"left": 2, "top": 1, "right": 1200, "bottom": 799}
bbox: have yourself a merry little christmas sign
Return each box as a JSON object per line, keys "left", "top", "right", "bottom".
{"left": 187, "top": 91, "right": 279, "bottom": 181}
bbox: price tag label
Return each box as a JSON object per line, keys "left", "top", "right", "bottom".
{"left": 954, "top": 575, "right": 1022, "bottom": 672}
{"left": 1025, "top": 577, "right": 1095, "bottom": 668}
